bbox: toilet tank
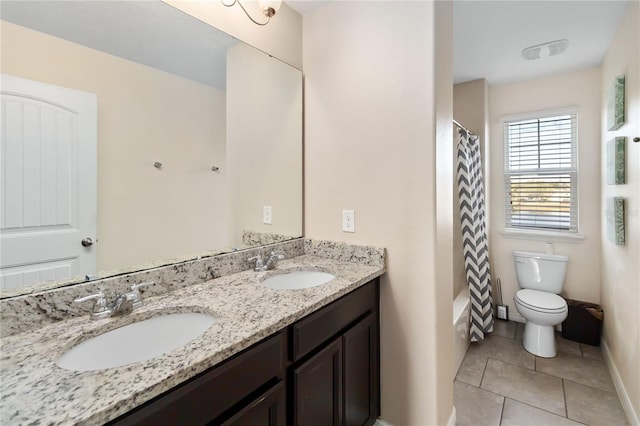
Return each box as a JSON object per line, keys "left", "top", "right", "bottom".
{"left": 513, "top": 250, "right": 568, "bottom": 294}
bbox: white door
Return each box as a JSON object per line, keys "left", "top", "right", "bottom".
{"left": 1, "top": 74, "right": 97, "bottom": 291}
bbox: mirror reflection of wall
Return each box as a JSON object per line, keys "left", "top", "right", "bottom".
{"left": 227, "top": 43, "right": 302, "bottom": 245}
{"left": 0, "top": 1, "right": 302, "bottom": 296}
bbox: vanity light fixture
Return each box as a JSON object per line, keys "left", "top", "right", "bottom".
{"left": 221, "top": 0, "right": 281, "bottom": 26}
{"left": 521, "top": 39, "right": 569, "bottom": 60}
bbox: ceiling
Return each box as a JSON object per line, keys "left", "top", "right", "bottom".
{"left": 286, "top": 0, "right": 332, "bottom": 15}
{"left": 453, "top": 0, "right": 630, "bottom": 86}
{"left": 2, "top": 1, "right": 630, "bottom": 89}
{"left": 286, "top": 0, "right": 630, "bottom": 87}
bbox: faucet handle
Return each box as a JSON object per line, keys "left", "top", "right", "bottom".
{"left": 264, "top": 252, "right": 284, "bottom": 271}
{"left": 131, "top": 282, "right": 154, "bottom": 293}
{"left": 130, "top": 282, "right": 155, "bottom": 308}
{"left": 270, "top": 251, "right": 284, "bottom": 260}
{"left": 74, "top": 292, "right": 108, "bottom": 314}
{"left": 248, "top": 255, "right": 266, "bottom": 271}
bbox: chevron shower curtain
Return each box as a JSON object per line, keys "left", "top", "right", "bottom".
{"left": 456, "top": 129, "right": 494, "bottom": 342}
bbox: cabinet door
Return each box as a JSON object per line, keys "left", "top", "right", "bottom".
{"left": 221, "top": 381, "right": 285, "bottom": 426}
{"left": 343, "top": 312, "right": 379, "bottom": 426}
{"left": 293, "top": 338, "right": 343, "bottom": 426}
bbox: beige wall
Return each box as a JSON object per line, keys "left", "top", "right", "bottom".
{"left": 164, "top": 0, "right": 302, "bottom": 70}
{"left": 304, "top": 1, "right": 454, "bottom": 424}
{"left": 227, "top": 43, "right": 302, "bottom": 242}
{"left": 489, "top": 68, "right": 603, "bottom": 320}
{"left": 453, "top": 79, "right": 490, "bottom": 299}
{"left": 1, "top": 21, "right": 231, "bottom": 272}
{"left": 600, "top": 1, "right": 640, "bottom": 422}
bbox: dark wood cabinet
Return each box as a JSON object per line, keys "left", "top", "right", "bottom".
{"left": 291, "top": 312, "right": 379, "bottom": 426}
{"left": 293, "top": 338, "right": 343, "bottom": 426}
{"left": 292, "top": 283, "right": 377, "bottom": 361}
{"left": 291, "top": 280, "right": 380, "bottom": 426}
{"left": 343, "top": 312, "right": 379, "bottom": 426}
{"left": 108, "top": 332, "right": 286, "bottom": 426}
{"left": 222, "top": 381, "right": 286, "bottom": 426}
{"left": 110, "top": 278, "right": 380, "bottom": 426}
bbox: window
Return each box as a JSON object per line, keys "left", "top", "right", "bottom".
{"left": 504, "top": 112, "right": 578, "bottom": 232}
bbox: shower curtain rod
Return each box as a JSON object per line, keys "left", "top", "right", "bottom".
{"left": 453, "top": 119, "right": 476, "bottom": 137}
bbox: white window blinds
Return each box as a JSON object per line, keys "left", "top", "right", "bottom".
{"left": 504, "top": 113, "right": 578, "bottom": 232}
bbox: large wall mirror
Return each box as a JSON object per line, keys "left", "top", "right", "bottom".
{"left": 0, "top": 1, "right": 303, "bottom": 298}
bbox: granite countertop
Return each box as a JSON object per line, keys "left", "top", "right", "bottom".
{"left": 0, "top": 254, "right": 384, "bottom": 425}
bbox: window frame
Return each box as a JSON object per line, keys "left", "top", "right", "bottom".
{"left": 502, "top": 108, "right": 580, "bottom": 236}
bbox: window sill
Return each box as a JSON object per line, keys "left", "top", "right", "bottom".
{"left": 500, "top": 228, "right": 585, "bottom": 243}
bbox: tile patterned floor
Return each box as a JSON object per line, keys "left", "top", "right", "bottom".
{"left": 454, "top": 320, "right": 629, "bottom": 426}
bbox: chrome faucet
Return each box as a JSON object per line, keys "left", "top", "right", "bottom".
{"left": 248, "top": 252, "right": 285, "bottom": 272}
{"left": 74, "top": 282, "right": 154, "bottom": 320}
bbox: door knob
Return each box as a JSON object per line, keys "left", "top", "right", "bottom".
{"left": 81, "top": 237, "right": 94, "bottom": 247}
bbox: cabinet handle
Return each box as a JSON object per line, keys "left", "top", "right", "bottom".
{"left": 251, "top": 396, "right": 267, "bottom": 408}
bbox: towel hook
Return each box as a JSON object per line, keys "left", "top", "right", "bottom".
{"left": 154, "top": 162, "right": 162, "bottom": 169}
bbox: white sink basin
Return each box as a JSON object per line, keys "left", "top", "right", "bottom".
{"left": 57, "top": 312, "right": 215, "bottom": 371}
{"left": 261, "top": 270, "right": 336, "bottom": 290}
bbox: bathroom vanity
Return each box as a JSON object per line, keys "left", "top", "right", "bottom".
{"left": 110, "top": 279, "right": 379, "bottom": 425}
{"left": 0, "top": 241, "right": 385, "bottom": 425}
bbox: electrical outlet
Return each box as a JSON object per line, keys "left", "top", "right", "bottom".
{"left": 342, "top": 210, "right": 355, "bottom": 233}
{"left": 263, "top": 206, "right": 272, "bottom": 225}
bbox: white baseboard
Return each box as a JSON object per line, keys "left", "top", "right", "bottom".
{"left": 602, "top": 339, "right": 639, "bottom": 425}
{"left": 447, "top": 406, "right": 457, "bottom": 426}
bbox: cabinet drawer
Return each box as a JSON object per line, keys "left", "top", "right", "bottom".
{"left": 222, "top": 380, "right": 286, "bottom": 425}
{"left": 109, "top": 331, "right": 286, "bottom": 426}
{"left": 292, "top": 279, "right": 378, "bottom": 361}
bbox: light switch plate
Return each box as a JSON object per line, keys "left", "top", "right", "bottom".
{"left": 342, "top": 210, "right": 355, "bottom": 233}
{"left": 263, "top": 206, "right": 272, "bottom": 225}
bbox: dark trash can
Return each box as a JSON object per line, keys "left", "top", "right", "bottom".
{"left": 562, "top": 299, "right": 603, "bottom": 346}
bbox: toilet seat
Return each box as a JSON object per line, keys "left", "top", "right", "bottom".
{"left": 515, "top": 289, "right": 567, "bottom": 313}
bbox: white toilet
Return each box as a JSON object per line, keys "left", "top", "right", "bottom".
{"left": 513, "top": 250, "right": 569, "bottom": 358}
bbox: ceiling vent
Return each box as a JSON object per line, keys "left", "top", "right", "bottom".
{"left": 522, "top": 39, "right": 569, "bottom": 60}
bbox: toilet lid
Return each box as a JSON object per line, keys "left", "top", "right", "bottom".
{"left": 515, "top": 289, "right": 567, "bottom": 312}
